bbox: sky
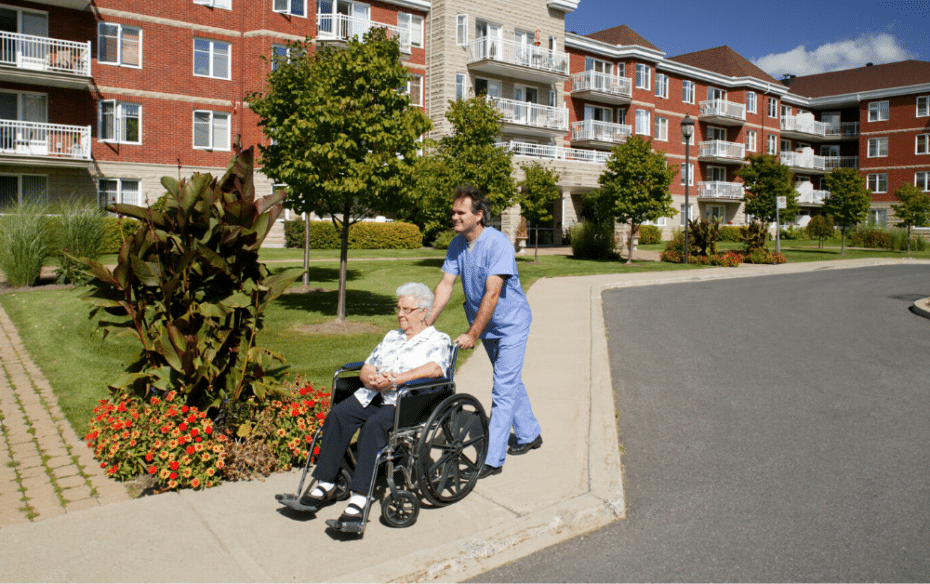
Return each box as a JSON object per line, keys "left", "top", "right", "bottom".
{"left": 564, "top": 0, "right": 930, "bottom": 79}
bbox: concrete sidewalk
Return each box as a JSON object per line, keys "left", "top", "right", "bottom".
{"left": 0, "top": 257, "right": 925, "bottom": 582}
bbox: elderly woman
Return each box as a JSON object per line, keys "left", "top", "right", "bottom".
{"left": 301, "top": 282, "right": 451, "bottom": 532}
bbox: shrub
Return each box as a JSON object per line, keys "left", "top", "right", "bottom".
{"left": 431, "top": 229, "right": 456, "bottom": 250}
{"left": 688, "top": 218, "right": 720, "bottom": 256}
{"left": 779, "top": 225, "right": 809, "bottom": 240}
{"left": 55, "top": 201, "right": 107, "bottom": 285}
{"left": 743, "top": 248, "right": 787, "bottom": 264}
{"left": 99, "top": 217, "right": 141, "bottom": 254}
{"left": 0, "top": 201, "right": 56, "bottom": 287}
{"left": 660, "top": 249, "right": 683, "bottom": 263}
{"left": 283, "top": 220, "right": 422, "bottom": 249}
{"left": 740, "top": 220, "right": 770, "bottom": 253}
{"left": 848, "top": 224, "right": 891, "bottom": 248}
{"left": 569, "top": 222, "right": 617, "bottom": 260}
{"left": 662, "top": 228, "right": 699, "bottom": 256}
{"left": 637, "top": 224, "right": 662, "bottom": 245}
{"left": 806, "top": 215, "right": 834, "bottom": 248}
{"left": 718, "top": 226, "right": 742, "bottom": 242}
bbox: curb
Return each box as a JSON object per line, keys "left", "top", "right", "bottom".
{"left": 911, "top": 297, "right": 930, "bottom": 320}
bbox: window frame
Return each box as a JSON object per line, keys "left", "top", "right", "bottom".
{"left": 654, "top": 116, "right": 668, "bottom": 141}
{"left": 194, "top": 0, "right": 232, "bottom": 9}
{"left": 679, "top": 203, "right": 693, "bottom": 225}
{"left": 98, "top": 22, "right": 142, "bottom": 68}
{"left": 680, "top": 163, "right": 693, "bottom": 187}
{"left": 98, "top": 177, "right": 142, "bottom": 208}
{"left": 866, "top": 173, "right": 887, "bottom": 193}
{"left": 0, "top": 174, "right": 48, "bottom": 206}
{"left": 456, "top": 14, "right": 468, "bottom": 46}
{"left": 98, "top": 100, "right": 141, "bottom": 145}
{"left": 768, "top": 97, "right": 778, "bottom": 118}
{"left": 193, "top": 38, "right": 231, "bottom": 80}
{"left": 398, "top": 13, "right": 424, "bottom": 48}
{"left": 682, "top": 80, "right": 694, "bottom": 104}
{"left": 867, "top": 136, "right": 888, "bottom": 158}
{"left": 635, "top": 108, "right": 650, "bottom": 136}
{"left": 917, "top": 133, "right": 930, "bottom": 155}
{"left": 916, "top": 171, "right": 930, "bottom": 191}
{"left": 635, "top": 63, "right": 650, "bottom": 90}
{"left": 192, "top": 109, "right": 231, "bottom": 151}
{"left": 655, "top": 73, "right": 668, "bottom": 98}
{"left": 767, "top": 134, "right": 777, "bottom": 155}
{"left": 746, "top": 91, "right": 756, "bottom": 114}
{"left": 918, "top": 96, "right": 929, "bottom": 118}
{"left": 455, "top": 72, "right": 466, "bottom": 100}
{"left": 868, "top": 100, "right": 889, "bottom": 122}
{"left": 406, "top": 74, "right": 423, "bottom": 106}
{"left": 273, "top": 0, "right": 306, "bottom": 17}
{"left": 746, "top": 130, "right": 757, "bottom": 152}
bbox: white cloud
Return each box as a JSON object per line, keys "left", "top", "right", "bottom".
{"left": 753, "top": 33, "right": 916, "bottom": 78}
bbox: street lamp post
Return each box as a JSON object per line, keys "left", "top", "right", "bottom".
{"left": 681, "top": 115, "right": 695, "bottom": 265}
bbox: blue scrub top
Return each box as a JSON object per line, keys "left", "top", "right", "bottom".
{"left": 441, "top": 226, "right": 532, "bottom": 339}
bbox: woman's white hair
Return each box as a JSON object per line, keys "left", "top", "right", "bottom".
{"left": 396, "top": 282, "right": 434, "bottom": 319}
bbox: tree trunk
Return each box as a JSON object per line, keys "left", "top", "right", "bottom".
{"left": 626, "top": 223, "right": 634, "bottom": 265}
{"left": 533, "top": 229, "right": 539, "bottom": 264}
{"left": 336, "top": 205, "right": 350, "bottom": 322}
{"left": 841, "top": 229, "right": 846, "bottom": 254}
{"left": 302, "top": 212, "right": 310, "bottom": 287}
{"left": 907, "top": 224, "right": 911, "bottom": 253}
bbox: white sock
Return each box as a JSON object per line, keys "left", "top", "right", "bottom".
{"left": 311, "top": 481, "right": 335, "bottom": 496}
{"left": 345, "top": 493, "right": 367, "bottom": 514}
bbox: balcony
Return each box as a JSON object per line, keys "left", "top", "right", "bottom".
{"left": 697, "top": 181, "right": 744, "bottom": 200}
{"left": 698, "top": 140, "right": 746, "bottom": 164}
{"left": 0, "top": 32, "right": 91, "bottom": 89}
{"left": 489, "top": 97, "right": 568, "bottom": 138}
{"left": 0, "top": 120, "right": 91, "bottom": 167}
{"left": 824, "top": 122, "right": 859, "bottom": 139}
{"left": 796, "top": 189, "right": 829, "bottom": 205}
{"left": 570, "top": 71, "right": 632, "bottom": 105}
{"left": 495, "top": 140, "right": 610, "bottom": 165}
{"left": 780, "top": 115, "right": 828, "bottom": 140}
{"left": 570, "top": 119, "right": 631, "bottom": 149}
{"left": 824, "top": 156, "right": 858, "bottom": 171}
{"left": 698, "top": 99, "right": 746, "bottom": 126}
{"left": 29, "top": 0, "right": 91, "bottom": 8}
{"left": 467, "top": 37, "right": 569, "bottom": 84}
{"left": 316, "top": 14, "right": 411, "bottom": 53}
{"left": 780, "top": 150, "right": 826, "bottom": 173}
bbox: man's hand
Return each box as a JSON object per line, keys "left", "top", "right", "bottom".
{"left": 455, "top": 332, "right": 478, "bottom": 350}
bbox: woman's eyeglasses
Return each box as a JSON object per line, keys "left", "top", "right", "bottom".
{"left": 394, "top": 306, "right": 421, "bottom": 315}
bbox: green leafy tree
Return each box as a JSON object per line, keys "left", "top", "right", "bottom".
{"left": 518, "top": 162, "right": 561, "bottom": 263}
{"left": 398, "top": 96, "right": 516, "bottom": 240}
{"left": 248, "top": 30, "right": 431, "bottom": 321}
{"left": 806, "top": 214, "right": 834, "bottom": 248}
{"left": 735, "top": 153, "right": 798, "bottom": 225}
{"left": 891, "top": 183, "right": 930, "bottom": 252}
{"left": 823, "top": 167, "right": 872, "bottom": 254}
{"left": 586, "top": 136, "right": 677, "bottom": 264}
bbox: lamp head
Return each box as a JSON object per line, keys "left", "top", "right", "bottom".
{"left": 680, "top": 114, "right": 694, "bottom": 139}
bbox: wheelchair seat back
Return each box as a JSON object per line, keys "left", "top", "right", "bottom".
{"left": 395, "top": 383, "right": 454, "bottom": 428}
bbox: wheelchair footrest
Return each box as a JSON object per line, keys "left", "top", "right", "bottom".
{"left": 275, "top": 493, "right": 320, "bottom": 513}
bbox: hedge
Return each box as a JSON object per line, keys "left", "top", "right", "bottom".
{"left": 637, "top": 224, "right": 662, "bottom": 245}
{"left": 283, "top": 220, "right": 422, "bottom": 249}
{"left": 101, "top": 217, "right": 140, "bottom": 254}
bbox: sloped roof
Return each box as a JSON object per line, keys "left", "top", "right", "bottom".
{"left": 585, "top": 25, "right": 660, "bottom": 52}
{"left": 668, "top": 45, "right": 780, "bottom": 84}
{"left": 786, "top": 60, "right": 930, "bottom": 97}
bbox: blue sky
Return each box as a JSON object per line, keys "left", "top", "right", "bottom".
{"left": 565, "top": 0, "right": 929, "bottom": 78}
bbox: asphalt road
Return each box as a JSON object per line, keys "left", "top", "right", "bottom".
{"left": 475, "top": 264, "right": 930, "bottom": 582}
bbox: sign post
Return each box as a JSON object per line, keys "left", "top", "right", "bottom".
{"left": 776, "top": 196, "right": 787, "bottom": 254}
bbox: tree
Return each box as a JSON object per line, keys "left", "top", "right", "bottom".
{"left": 807, "top": 214, "right": 834, "bottom": 248}
{"left": 891, "top": 183, "right": 930, "bottom": 253}
{"left": 398, "top": 96, "right": 516, "bottom": 241}
{"left": 247, "top": 30, "right": 431, "bottom": 321}
{"left": 518, "top": 162, "right": 561, "bottom": 263}
{"left": 735, "top": 153, "right": 798, "bottom": 225}
{"left": 823, "top": 167, "right": 872, "bottom": 254}
{"left": 586, "top": 136, "right": 677, "bottom": 264}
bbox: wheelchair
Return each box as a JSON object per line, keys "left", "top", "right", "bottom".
{"left": 275, "top": 344, "right": 489, "bottom": 535}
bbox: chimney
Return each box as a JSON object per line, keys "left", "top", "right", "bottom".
{"left": 782, "top": 73, "right": 797, "bottom": 87}
{"left": 866, "top": 63, "right": 873, "bottom": 66}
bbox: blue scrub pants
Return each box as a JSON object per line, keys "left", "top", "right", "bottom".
{"left": 482, "top": 332, "right": 541, "bottom": 467}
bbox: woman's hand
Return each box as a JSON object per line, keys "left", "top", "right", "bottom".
{"left": 362, "top": 364, "right": 393, "bottom": 391}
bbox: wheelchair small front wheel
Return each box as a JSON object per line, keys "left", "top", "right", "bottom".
{"left": 381, "top": 490, "right": 420, "bottom": 528}
{"left": 334, "top": 467, "right": 352, "bottom": 501}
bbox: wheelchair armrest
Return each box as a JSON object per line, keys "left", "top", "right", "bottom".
{"left": 396, "top": 376, "right": 453, "bottom": 399}
{"left": 338, "top": 361, "right": 365, "bottom": 372}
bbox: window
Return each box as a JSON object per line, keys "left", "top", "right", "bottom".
{"left": 655, "top": 73, "right": 668, "bottom": 98}
{"left": 98, "top": 23, "right": 141, "bottom": 68}
{"left": 679, "top": 203, "right": 693, "bottom": 225}
{"left": 916, "top": 134, "right": 929, "bottom": 155}
{"left": 455, "top": 73, "right": 466, "bottom": 100}
{"left": 746, "top": 130, "right": 757, "bottom": 152}
{"left": 868, "top": 100, "right": 889, "bottom": 122}
{"left": 99, "top": 178, "right": 141, "bottom": 207}
{"left": 398, "top": 13, "right": 423, "bottom": 48}
{"left": 682, "top": 80, "right": 694, "bottom": 104}
{"left": 636, "top": 64, "right": 650, "bottom": 90}
{"left": 474, "top": 77, "right": 500, "bottom": 98}
{"left": 406, "top": 74, "right": 422, "bottom": 106}
{"left": 780, "top": 138, "right": 791, "bottom": 153}
{"left": 867, "top": 173, "right": 887, "bottom": 193}
{"left": 916, "top": 171, "right": 930, "bottom": 191}
{"left": 868, "top": 137, "right": 888, "bottom": 158}
{"left": 869, "top": 209, "right": 887, "bottom": 227}
{"left": 680, "top": 163, "right": 693, "bottom": 186}
{"left": 273, "top": 0, "right": 305, "bottom": 17}
{"left": 654, "top": 116, "right": 668, "bottom": 141}
{"left": 781, "top": 104, "right": 791, "bottom": 118}
{"left": 747, "top": 91, "right": 756, "bottom": 114}
{"left": 767, "top": 134, "right": 777, "bottom": 155}
{"left": 635, "top": 109, "right": 650, "bottom": 135}
{"left": 271, "top": 44, "right": 289, "bottom": 70}
{"left": 194, "top": 38, "right": 230, "bottom": 79}
{"left": 768, "top": 97, "right": 777, "bottom": 118}
{"left": 707, "top": 86, "right": 726, "bottom": 101}
{"left": 0, "top": 175, "right": 47, "bottom": 207}
{"left": 456, "top": 14, "right": 468, "bottom": 46}
{"left": 194, "top": 0, "right": 232, "bottom": 8}
{"left": 549, "top": 90, "right": 555, "bottom": 108}
{"left": 99, "top": 100, "right": 140, "bottom": 144}
{"left": 918, "top": 96, "right": 929, "bottom": 117}
{"left": 193, "top": 110, "right": 230, "bottom": 150}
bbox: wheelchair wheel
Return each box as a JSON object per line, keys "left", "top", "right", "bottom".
{"left": 334, "top": 467, "right": 352, "bottom": 501}
{"left": 381, "top": 490, "right": 420, "bottom": 528}
{"left": 416, "top": 394, "right": 488, "bottom": 506}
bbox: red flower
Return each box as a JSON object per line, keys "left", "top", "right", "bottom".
{"left": 195, "top": 437, "right": 202, "bottom": 443}
{"left": 181, "top": 406, "right": 189, "bottom": 413}
{"left": 148, "top": 465, "right": 157, "bottom": 475}
{"left": 145, "top": 452, "right": 154, "bottom": 462}
{"left": 204, "top": 426, "right": 213, "bottom": 435}
{"left": 191, "top": 478, "right": 201, "bottom": 488}
{"left": 161, "top": 425, "right": 170, "bottom": 434}
{"left": 117, "top": 402, "right": 127, "bottom": 413}
{"left": 179, "top": 422, "right": 187, "bottom": 432}
{"left": 169, "top": 461, "right": 179, "bottom": 471}
{"left": 186, "top": 445, "right": 196, "bottom": 455}
{"left": 169, "top": 472, "right": 178, "bottom": 480}
{"left": 190, "top": 428, "right": 199, "bottom": 437}
{"left": 187, "top": 415, "right": 197, "bottom": 424}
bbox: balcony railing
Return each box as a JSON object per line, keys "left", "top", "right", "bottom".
{"left": 797, "top": 189, "right": 829, "bottom": 204}
{"left": 317, "top": 14, "right": 410, "bottom": 52}
{"left": 699, "top": 140, "right": 745, "bottom": 160}
{"left": 780, "top": 150, "right": 826, "bottom": 171}
{"left": 824, "top": 122, "right": 859, "bottom": 138}
{"left": 468, "top": 37, "right": 569, "bottom": 76}
{"left": 571, "top": 119, "right": 632, "bottom": 144}
{"left": 824, "top": 156, "right": 859, "bottom": 170}
{"left": 698, "top": 181, "right": 744, "bottom": 199}
{"left": 0, "top": 119, "right": 91, "bottom": 160}
{"left": 571, "top": 71, "right": 632, "bottom": 98}
{"left": 781, "top": 115, "right": 827, "bottom": 137}
{"left": 495, "top": 140, "right": 610, "bottom": 164}
{"left": 0, "top": 31, "right": 90, "bottom": 76}
{"left": 489, "top": 96, "right": 568, "bottom": 131}
{"left": 699, "top": 99, "right": 746, "bottom": 122}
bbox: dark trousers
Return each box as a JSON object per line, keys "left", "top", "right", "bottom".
{"left": 311, "top": 395, "right": 395, "bottom": 495}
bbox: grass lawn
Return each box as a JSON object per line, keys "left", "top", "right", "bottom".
{"left": 639, "top": 238, "right": 930, "bottom": 263}
{"left": 0, "top": 252, "right": 695, "bottom": 437}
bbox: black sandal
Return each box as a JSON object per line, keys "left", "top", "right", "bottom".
{"left": 325, "top": 503, "right": 366, "bottom": 533}
{"left": 298, "top": 484, "right": 338, "bottom": 511}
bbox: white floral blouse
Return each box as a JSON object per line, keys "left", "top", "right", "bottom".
{"left": 356, "top": 326, "right": 451, "bottom": 407}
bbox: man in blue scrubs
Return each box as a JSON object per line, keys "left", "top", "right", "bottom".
{"left": 427, "top": 185, "right": 542, "bottom": 478}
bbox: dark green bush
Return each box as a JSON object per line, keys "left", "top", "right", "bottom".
{"left": 806, "top": 215, "right": 834, "bottom": 247}
{"left": 740, "top": 220, "right": 770, "bottom": 253}
{"left": 431, "top": 229, "right": 456, "bottom": 250}
{"left": 848, "top": 224, "right": 891, "bottom": 248}
{"left": 718, "top": 226, "right": 742, "bottom": 242}
{"left": 688, "top": 218, "right": 720, "bottom": 256}
{"left": 637, "top": 224, "right": 662, "bottom": 245}
{"left": 569, "top": 222, "right": 617, "bottom": 260}
{"left": 778, "top": 225, "right": 809, "bottom": 240}
{"left": 663, "top": 228, "right": 699, "bottom": 256}
{"left": 283, "top": 220, "right": 422, "bottom": 249}
{"left": 101, "top": 217, "right": 140, "bottom": 254}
